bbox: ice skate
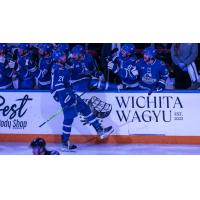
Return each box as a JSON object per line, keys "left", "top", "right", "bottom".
{"left": 61, "top": 140, "right": 77, "bottom": 152}
{"left": 97, "top": 126, "right": 114, "bottom": 140}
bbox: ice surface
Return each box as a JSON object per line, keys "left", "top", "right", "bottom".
{"left": 1, "top": 142, "right": 200, "bottom": 155}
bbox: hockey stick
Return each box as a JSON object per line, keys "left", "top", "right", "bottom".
{"left": 106, "top": 48, "right": 119, "bottom": 83}
{"left": 39, "top": 87, "right": 96, "bottom": 128}
{"left": 148, "top": 83, "right": 160, "bottom": 96}
{"left": 148, "top": 86, "right": 167, "bottom": 96}
{"left": 148, "top": 87, "right": 156, "bottom": 96}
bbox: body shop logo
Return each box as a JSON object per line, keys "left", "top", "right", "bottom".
{"left": 0, "top": 95, "right": 33, "bottom": 129}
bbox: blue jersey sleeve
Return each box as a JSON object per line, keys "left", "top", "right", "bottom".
{"left": 158, "top": 61, "right": 169, "bottom": 85}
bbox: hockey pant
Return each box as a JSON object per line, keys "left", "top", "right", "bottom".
{"left": 62, "top": 96, "right": 101, "bottom": 143}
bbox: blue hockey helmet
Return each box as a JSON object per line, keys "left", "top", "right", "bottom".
{"left": 0, "top": 43, "right": 7, "bottom": 51}
{"left": 57, "top": 43, "right": 69, "bottom": 52}
{"left": 121, "top": 43, "right": 136, "bottom": 55}
{"left": 143, "top": 47, "right": 157, "bottom": 58}
{"left": 52, "top": 50, "right": 66, "bottom": 62}
{"left": 39, "top": 43, "right": 53, "bottom": 53}
{"left": 71, "top": 45, "right": 85, "bottom": 56}
{"left": 18, "top": 43, "right": 30, "bottom": 50}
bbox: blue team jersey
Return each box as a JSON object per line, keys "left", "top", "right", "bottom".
{"left": 51, "top": 63, "right": 79, "bottom": 119}
{"left": 17, "top": 52, "right": 36, "bottom": 89}
{"left": 136, "top": 59, "right": 169, "bottom": 89}
{"left": 36, "top": 55, "right": 52, "bottom": 87}
{"left": 0, "top": 58, "right": 13, "bottom": 89}
{"left": 51, "top": 63, "right": 73, "bottom": 102}
{"left": 17, "top": 53, "right": 35, "bottom": 80}
{"left": 116, "top": 55, "right": 139, "bottom": 86}
{"left": 69, "top": 53, "right": 98, "bottom": 84}
{"left": 17, "top": 52, "right": 37, "bottom": 74}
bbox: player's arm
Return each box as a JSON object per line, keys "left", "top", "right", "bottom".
{"left": 39, "top": 62, "right": 49, "bottom": 79}
{"left": 156, "top": 62, "right": 169, "bottom": 92}
{"left": 24, "top": 54, "right": 38, "bottom": 73}
{"left": 18, "top": 66, "right": 30, "bottom": 79}
{"left": 107, "top": 55, "right": 120, "bottom": 74}
{"left": 87, "top": 54, "right": 105, "bottom": 81}
{"left": 61, "top": 71, "right": 76, "bottom": 106}
{"left": 5, "top": 67, "right": 14, "bottom": 79}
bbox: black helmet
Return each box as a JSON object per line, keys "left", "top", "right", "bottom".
{"left": 30, "top": 138, "right": 46, "bottom": 148}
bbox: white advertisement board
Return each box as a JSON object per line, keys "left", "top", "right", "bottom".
{"left": 0, "top": 91, "right": 199, "bottom": 136}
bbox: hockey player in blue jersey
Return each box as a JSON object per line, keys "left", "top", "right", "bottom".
{"left": 51, "top": 50, "right": 113, "bottom": 151}
{"left": 0, "top": 43, "right": 14, "bottom": 89}
{"left": 107, "top": 43, "right": 139, "bottom": 89}
{"left": 34, "top": 43, "right": 53, "bottom": 89}
{"left": 68, "top": 44, "right": 105, "bottom": 91}
{"left": 69, "top": 44, "right": 121, "bottom": 91}
{"left": 136, "top": 47, "right": 169, "bottom": 92}
{"left": 16, "top": 43, "right": 37, "bottom": 89}
{"left": 56, "top": 43, "right": 72, "bottom": 67}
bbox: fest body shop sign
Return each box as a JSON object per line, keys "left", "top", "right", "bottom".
{"left": 0, "top": 91, "right": 199, "bottom": 136}
{"left": 0, "top": 91, "right": 62, "bottom": 134}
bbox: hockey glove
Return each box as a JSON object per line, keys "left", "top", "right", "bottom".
{"left": 95, "top": 72, "right": 105, "bottom": 82}
{"left": 53, "top": 95, "right": 59, "bottom": 102}
{"left": 99, "top": 74, "right": 105, "bottom": 82}
{"left": 107, "top": 61, "right": 119, "bottom": 73}
{"left": 156, "top": 81, "right": 165, "bottom": 92}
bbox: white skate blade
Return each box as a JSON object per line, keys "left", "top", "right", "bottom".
{"left": 61, "top": 147, "right": 77, "bottom": 152}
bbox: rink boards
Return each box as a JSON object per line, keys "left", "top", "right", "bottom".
{"left": 0, "top": 90, "right": 200, "bottom": 144}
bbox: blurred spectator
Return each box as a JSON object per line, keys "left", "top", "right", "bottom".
{"left": 171, "top": 43, "right": 200, "bottom": 89}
